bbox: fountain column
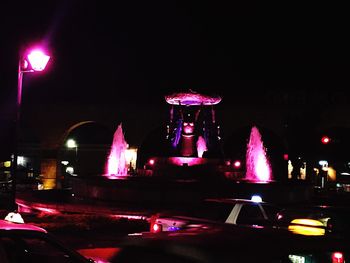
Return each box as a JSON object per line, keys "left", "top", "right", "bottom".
{"left": 245, "top": 126, "right": 272, "bottom": 182}
{"left": 104, "top": 123, "right": 129, "bottom": 178}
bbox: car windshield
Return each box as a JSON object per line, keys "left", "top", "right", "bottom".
{"left": 262, "top": 204, "right": 283, "bottom": 219}
{"left": 178, "top": 201, "right": 234, "bottom": 222}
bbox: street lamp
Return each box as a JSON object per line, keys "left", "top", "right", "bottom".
{"left": 66, "top": 138, "right": 78, "bottom": 172}
{"left": 11, "top": 48, "right": 50, "bottom": 211}
{"left": 66, "top": 139, "right": 78, "bottom": 157}
{"left": 66, "top": 139, "right": 78, "bottom": 150}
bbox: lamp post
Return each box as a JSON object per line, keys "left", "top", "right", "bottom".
{"left": 11, "top": 48, "right": 50, "bottom": 211}
{"left": 66, "top": 138, "right": 78, "bottom": 173}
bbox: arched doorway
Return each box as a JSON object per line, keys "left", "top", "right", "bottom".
{"left": 58, "top": 121, "right": 113, "bottom": 188}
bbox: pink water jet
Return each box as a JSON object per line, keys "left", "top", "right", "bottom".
{"left": 104, "top": 123, "right": 129, "bottom": 179}
{"left": 245, "top": 126, "right": 272, "bottom": 182}
{"left": 196, "top": 135, "right": 207, "bottom": 157}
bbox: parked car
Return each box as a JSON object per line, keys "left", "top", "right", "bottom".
{"left": 111, "top": 223, "right": 350, "bottom": 263}
{"left": 275, "top": 204, "right": 350, "bottom": 237}
{"left": 149, "top": 196, "right": 282, "bottom": 233}
{"left": 0, "top": 217, "right": 92, "bottom": 262}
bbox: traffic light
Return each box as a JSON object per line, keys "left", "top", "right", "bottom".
{"left": 321, "top": 136, "right": 331, "bottom": 144}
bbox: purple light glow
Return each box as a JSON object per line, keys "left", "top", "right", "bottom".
{"left": 168, "top": 157, "right": 206, "bottom": 166}
{"left": 165, "top": 91, "right": 222, "bottom": 105}
{"left": 104, "top": 123, "right": 129, "bottom": 178}
{"left": 245, "top": 126, "right": 272, "bottom": 182}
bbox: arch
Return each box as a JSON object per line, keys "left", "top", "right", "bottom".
{"left": 59, "top": 121, "right": 97, "bottom": 147}
{"left": 58, "top": 121, "right": 114, "bottom": 182}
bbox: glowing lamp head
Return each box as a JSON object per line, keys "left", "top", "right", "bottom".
{"left": 148, "top": 159, "right": 155, "bottom": 165}
{"left": 26, "top": 49, "right": 50, "bottom": 71}
{"left": 66, "top": 139, "right": 77, "bottom": 148}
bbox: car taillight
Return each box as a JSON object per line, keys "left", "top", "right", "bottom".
{"left": 332, "top": 252, "right": 344, "bottom": 263}
{"left": 151, "top": 223, "right": 162, "bottom": 233}
{"left": 327, "top": 219, "right": 333, "bottom": 230}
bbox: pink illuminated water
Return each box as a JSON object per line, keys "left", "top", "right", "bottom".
{"left": 104, "top": 123, "right": 128, "bottom": 178}
{"left": 245, "top": 126, "right": 272, "bottom": 182}
{"left": 196, "top": 136, "right": 207, "bottom": 157}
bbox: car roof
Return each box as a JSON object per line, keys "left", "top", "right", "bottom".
{"left": 0, "top": 219, "right": 47, "bottom": 233}
{"left": 278, "top": 205, "right": 350, "bottom": 216}
{"left": 204, "top": 198, "right": 268, "bottom": 204}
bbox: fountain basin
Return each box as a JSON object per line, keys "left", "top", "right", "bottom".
{"left": 68, "top": 175, "right": 314, "bottom": 208}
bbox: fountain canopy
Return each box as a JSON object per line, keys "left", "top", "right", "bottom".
{"left": 165, "top": 90, "right": 222, "bottom": 106}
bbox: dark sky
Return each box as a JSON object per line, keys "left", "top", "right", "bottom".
{"left": 0, "top": 0, "right": 349, "bottom": 109}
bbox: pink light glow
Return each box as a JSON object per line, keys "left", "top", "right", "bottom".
{"left": 27, "top": 49, "right": 50, "bottom": 71}
{"left": 183, "top": 122, "right": 194, "bottom": 134}
{"left": 17, "top": 202, "right": 33, "bottom": 214}
{"left": 105, "top": 123, "right": 129, "bottom": 177}
{"left": 32, "top": 206, "right": 60, "bottom": 215}
{"left": 0, "top": 219, "right": 47, "bottom": 232}
{"left": 196, "top": 136, "right": 207, "bottom": 157}
{"left": 233, "top": 160, "right": 241, "bottom": 168}
{"left": 109, "top": 214, "right": 147, "bottom": 220}
{"left": 245, "top": 126, "right": 272, "bottom": 182}
{"left": 77, "top": 248, "right": 120, "bottom": 263}
{"left": 16, "top": 200, "right": 60, "bottom": 215}
{"left": 168, "top": 157, "right": 205, "bottom": 166}
{"left": 165, "top": 91, "right": 222, "bottom": 105}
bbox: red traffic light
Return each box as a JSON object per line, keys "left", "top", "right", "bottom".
{"left": 321, "top": 136, "right": 331, "bottom": 144}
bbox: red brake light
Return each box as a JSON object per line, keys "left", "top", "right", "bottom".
{"left": 233, "top": 160, "right": 241, "bottom": 168}
{"left": 332, "top": 252, "right": 344, "bottom": 263}
{"left": 327, "top": 220, "right": 333, "bottom": 230}
{"left": 151, "top": 223, "right": 162, "bottom": 233}
{"left": 321, "top": 136, "right": 331, "bottom": 144}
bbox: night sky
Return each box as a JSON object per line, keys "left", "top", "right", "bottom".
{"left": 1, "top": 0, "right": 348, "bottom": 105}
{"left": 0, "top": 0, "right": 349, "bottom": 152}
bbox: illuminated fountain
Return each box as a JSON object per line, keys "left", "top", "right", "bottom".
{"left": 69, "top": 92, "right": 313, "bottom": 206}
{"left": 138, "top": 90, "right": 225, "bottom": 177}
{"left": 245, "top": 126, "right": 272, "bottom": 182}
{"left": 104, "top": 123, "right": 129, "bottom": 179}
{"left": 196, "top": 135, "right": 207, "bottom": 158}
